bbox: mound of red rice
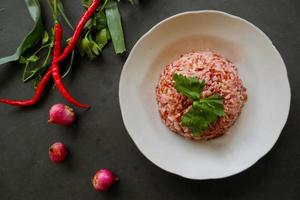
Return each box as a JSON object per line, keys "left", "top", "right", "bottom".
{"left": 156, "top": 51, "right": 247, "bottom": 140}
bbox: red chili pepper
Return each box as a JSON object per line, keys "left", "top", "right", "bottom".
{"left": 0, "top": 23, "right": 63, "bottom": 107}
{"left": 54, "top": 0, "right": 101, "bottom": 63}
{"left": 0, "top": 70, "right": 52, "bottom": 106}
{"left": 52, "top": 23, "right": 91, "bottom": 109}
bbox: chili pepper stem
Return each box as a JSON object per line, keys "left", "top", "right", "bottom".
{"left": 53, "top": 0, "right": 58, "bottom": 23}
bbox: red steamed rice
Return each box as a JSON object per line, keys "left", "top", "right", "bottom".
{"left": 156, "top": 51, "right": 247, "bottom": 140}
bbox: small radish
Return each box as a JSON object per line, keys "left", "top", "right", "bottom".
{"left": 49, "top": 142, "right": 68, "bottom": 163}
{"left": 48, "top": 104, "right": 76, "bottom": 126}
{"left": 92, "top": 169, "right": 119, "bottom": 191}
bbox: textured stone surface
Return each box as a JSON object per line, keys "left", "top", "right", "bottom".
{"left": 0, "top": 0, "right": 299, "bottom": 199}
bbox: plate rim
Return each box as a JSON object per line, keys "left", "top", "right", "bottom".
{"left": 119, "top": 10, "right": 291, "bottom": 180}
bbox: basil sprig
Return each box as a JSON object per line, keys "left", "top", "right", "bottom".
{"left": 173, "top": 73, "right": 225, "bottom": 137}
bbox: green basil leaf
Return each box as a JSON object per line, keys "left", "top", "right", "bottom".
{"left": 105, "top": 0, "right": 126, "bottom": 54}
{"left": 0, "top": 0, "right": 44, "bottom": 65}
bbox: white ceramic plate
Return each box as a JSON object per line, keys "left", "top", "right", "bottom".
{"left": 119, "top": 10, "right": 290, "bottom": 179}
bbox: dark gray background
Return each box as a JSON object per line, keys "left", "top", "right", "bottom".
{"left": 0, "top": 0, "right": 299, "bottom": 199}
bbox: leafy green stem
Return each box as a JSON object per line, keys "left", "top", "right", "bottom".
{"left": 61, "top": 50, "right": 75, "bottom": 79}
{"left": 100, "top": 0, "right": 110, "bottom": 11}
{"left": 32, "top": 43, "right": 51, "bottom": 57}
{"left": 57, "top": 1, "right": 74, "bottom": 30}
{"left": 23, "top": 43, "right": 52, "bottom": 82}
{"left": 53, "top": 0, "right": 58, "bottom": 22}
{"left": 41, "top": 47, "right": 52, "bottom": 68}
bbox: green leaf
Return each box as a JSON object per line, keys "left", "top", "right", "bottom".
{"left": 96, "top": 28, "right": 110, "bottom": 48}
{"left": 181, "top": 106, "right": 216, "bottom": 136}
{"left": 181, "top": 95, "right": 225, "bottom": 137}
{"left": 173, "top": 74, "right": 225, "bottom": 136}
{"left": 79, "top": 37, "right": 96, "bottom": 60}
{"left": 22, "top": 54, "right": 40, "bottom": 82}
{"left": 19, "top": 56, "right": 28, "bottom": 64}
{"left": 27, "top": 55, "right": 39, "bottom": 62}
{"left": 78, "top": 37, "right": 89, "bottom": 56}
{"left": 88, "top": 34, "right": 101, "bottom": 55}
{"left": 84, "top": 10, "right": 107, "bottom": 30}
{"left": 42, "top": 31, "right": 49, "bottom": 45}
{"left": 22, "top": 42, "right": 53, "bottom": 82}
{"left": 81, "top": 0, "right": 93, "bottom": 8}
{"left": 78, "top": 28, "right": 109, "bottom": 60}
{"left": 173, "top": 73, "right": 205, "bottom": 101}
{"left": 105, "top": 1, "right": 126, "bottom": 54}
{"left": 0, "top": 0, "right": 44, "bottom": 65}
{"left": 194, "top": 95, "right": 225, "bottom": 117}
{"left": 92, "top": 10, "right": 107, "bottom": 30}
